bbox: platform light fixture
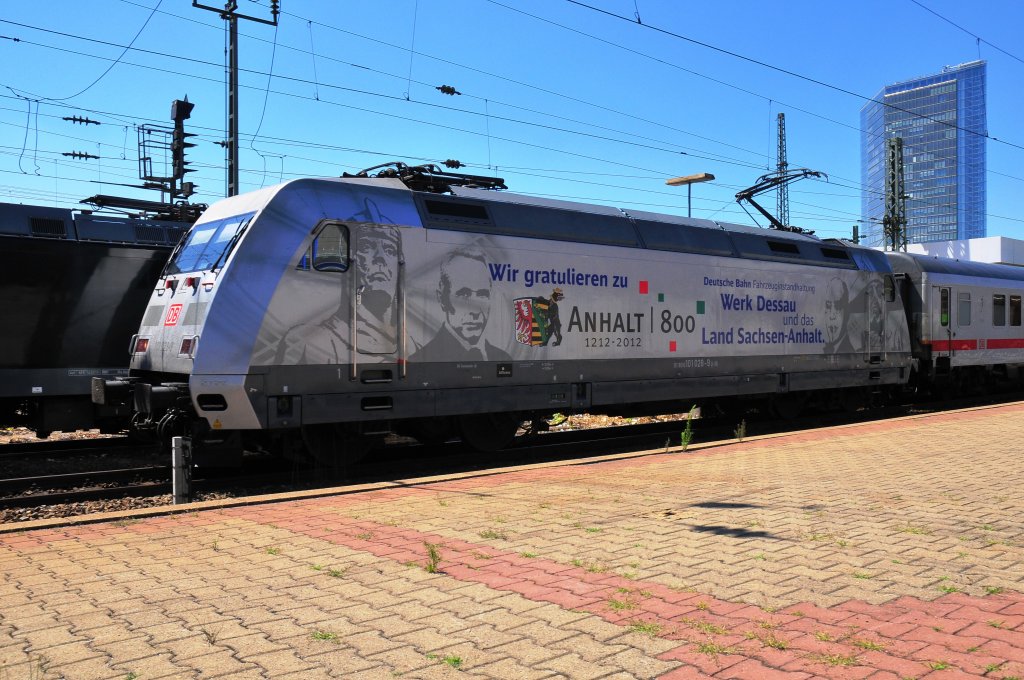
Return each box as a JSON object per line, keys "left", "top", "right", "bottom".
{"left": 666, "top": 172, "right": 715, "bottom": 218}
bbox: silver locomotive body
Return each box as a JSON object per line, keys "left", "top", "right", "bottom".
{"left": 99, "top": 176, "right": 913, "bottom": 456}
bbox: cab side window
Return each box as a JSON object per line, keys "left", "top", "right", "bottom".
{"left": 1012, "top": 295, "right": 1022, "bottom": 327}
{"left": 297, "top": 223, "right": 350, "bottom": 272}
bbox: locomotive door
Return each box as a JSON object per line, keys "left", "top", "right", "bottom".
{"left": 866, "top": 278, "right": 885, "bottom": 359}
{"left": 933, "top": 286, "right": 953, "bottom": 358}
{"left": 349, "top": 223, "right": 403, "bottom": 376}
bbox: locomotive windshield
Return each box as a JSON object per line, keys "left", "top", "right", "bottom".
{"left": 165, "top": 212, "right": 255, "bottom": 275}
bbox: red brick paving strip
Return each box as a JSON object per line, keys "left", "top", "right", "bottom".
{"left": 217, "top": 508, "right": 1024, "bottom": 679}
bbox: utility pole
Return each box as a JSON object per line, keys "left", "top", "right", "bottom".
{"left": 776, "top": 113, "right": 789, "bottom": 228}
{"left": 883, "top": 137, "right": 908, "bottom": 251}
{"left": 192, "top": 1, "right": 280, "bottom": 197}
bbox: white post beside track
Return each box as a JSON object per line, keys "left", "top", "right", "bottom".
{"left": 171, "top": 436, "right": 192, "bottom": 504}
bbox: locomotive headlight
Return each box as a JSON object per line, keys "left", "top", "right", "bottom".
{"left": 133, "top": 337, "right": 150, "bottom": 354}
{"left": 178, "top": 335, "right": 199, "bottom": 357}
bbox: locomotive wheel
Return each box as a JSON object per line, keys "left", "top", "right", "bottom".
{"left": 406, "top": 417, "right": 455, "bottom": 446}
{"left": 301, "top": 424, "right": 370, "bottom": 471}
{"left": 770, "top": 393, "right": 805, "bottom": 420}
{"left": 459, "top": 412, "right": 522, "bottom": 452}
{"left": 840, "top": 388, "right": 868, "bottom": 414}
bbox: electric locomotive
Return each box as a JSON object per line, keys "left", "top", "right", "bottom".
{"left": 94, "top": 164, "right": 913, "bottom": 463}
{"left": 0, "top": 202, "right": 186, "bottom": 436}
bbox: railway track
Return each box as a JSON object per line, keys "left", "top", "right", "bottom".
{"left": 0, "top": 436, "right": 154, "bottom": 460}
{"left": 1, "top": 391, "right": 1018, "bottom": 524}
{"left": 0, "top": 466, "right": 170, "bottom": 505}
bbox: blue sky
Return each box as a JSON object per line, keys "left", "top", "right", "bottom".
{"left": 1, "top": 1, "right": 1022, "bottom": 244}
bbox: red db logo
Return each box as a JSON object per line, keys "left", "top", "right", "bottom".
{"left": 164, "top": 304, "right": 183, "bottom": 326}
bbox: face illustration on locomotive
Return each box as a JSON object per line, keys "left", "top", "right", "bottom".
{"left": 411, "top": 247, "right": 510, "bottom": 363}
{"left": 273, "top": 212, "right": 402, "bottom": 364}
{"left": 823, "top": 277, "right": 852, "bottom": 353}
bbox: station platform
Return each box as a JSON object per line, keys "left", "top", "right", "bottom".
{"left": 2, "top": 403, "right": 1024, "bottom": 679}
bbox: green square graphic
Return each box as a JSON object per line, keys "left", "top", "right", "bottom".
{"left": 658, "top": 293, "right": 664, "bottom": 302}
{"left": 696, "top": 300, "right": 705, "bottom": 314}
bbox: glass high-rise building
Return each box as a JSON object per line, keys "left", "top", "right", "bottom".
{"left": 860, "top": 61, "right": 986, "bottom": 246}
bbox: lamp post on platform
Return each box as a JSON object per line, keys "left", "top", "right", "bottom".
{"left": 666, "top": 172, "right": 715, "bottom": 218}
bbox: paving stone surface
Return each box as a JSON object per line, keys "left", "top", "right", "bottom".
{"left": 1, "top": 403, "right": 1024, "bottom": 678}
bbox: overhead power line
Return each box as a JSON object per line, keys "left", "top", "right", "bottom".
{"left": 3, "top": 5, "right": 1022, "bottom": 234}
{"left": 908, "top": 0, "right": 1024, "bottom": 66}
{"left": 552, "top": 0, "right": 1024, "bottom": 151}
{"left": 7, "top": 12, "right": 1021, "bottom": 201}
{"left": 47, "top": 0, "right": 163, "bottom": 101}
{"left": 0, "top": 27, "right": 768, "bottom": 172}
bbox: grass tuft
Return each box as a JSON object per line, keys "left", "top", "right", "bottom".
{"left": 760, "top": 633, "right": 788, "bottom": 650}
{"left": 628, "top": 622, "right": 662, "bottom": 637}
{"left": 695, "top": 641, "right": 734, "bottom": 656}
{"left": 682, "top": 618, "right": 727, "bottom": 635}
{"left": 851, "top": 638, "right": 885, "bottom": 651}
{"left": 479, "top": 529, "right": 508, "bottom": 540}
{"left": 811, "top": 652, "right": 858, "bottom": 667}
{"left": 424, "top": 542, "right": 442, "bottom": 574}
{"left": 680, "top": 405, "right": 698, "bottom": 451}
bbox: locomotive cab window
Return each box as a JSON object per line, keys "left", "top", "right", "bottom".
{"left": 297, "top": 222, "right": 350, "bottom": 272}
{"left": 993, "top": 294, "right": 1006, "bottom": 327}
{"left": 958, "top": 292, "right": 971, "bottom": 326}
{"left": 884, "top": 276, "right": 896, "bottom": 302}
{"left": 166, "top": 212, "right": 255, "bottom": 274}
{"left": 1012, "top": 295, "right": 1022, "bottom": 326}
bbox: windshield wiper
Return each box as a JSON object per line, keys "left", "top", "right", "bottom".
{"left": 207, "top": 218, "right": 252, "bottom": 272}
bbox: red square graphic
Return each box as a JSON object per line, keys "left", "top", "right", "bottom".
{"left": 669, "top": 340, "right": 677, "bottom": 352}
{"left": 639, "top": 280, "right": 649, "bottom": 295}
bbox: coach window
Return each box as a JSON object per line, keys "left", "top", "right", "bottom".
{"left": 1012, "top": 295, "right": 1022, "bottom": 326}
{"left": 958, "top": 292, "right": 971, "bottom": 326}
{"left": 940, "top": 289, "right": 949, "bottom": 326}
{"left": 297, "top": 223, "right": 350, "bottom": 272}
{"left": 993, "top": 294, "right": 1006, "bottom": 327}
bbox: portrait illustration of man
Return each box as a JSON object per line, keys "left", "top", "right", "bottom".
{"left": 352, "top": 224, "right": 400, "bottom": 354}
{"left": 274, "top": 197, "right": 402, "bottom": 365}
{"left": 823, "top": 277, "right": 854, "bottom": 354}
{"left": 864, "top": 278, "right": 885, "bottom": 353}
{"left": 410, "top": 247, "right": 511, "bottom": 362}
